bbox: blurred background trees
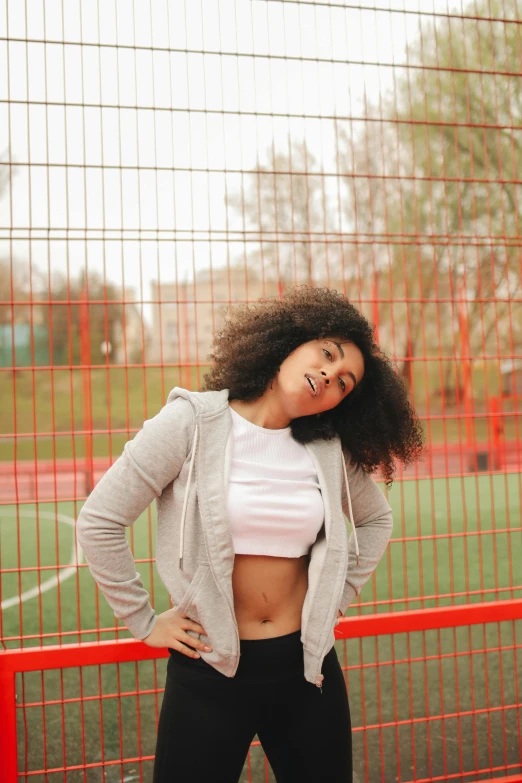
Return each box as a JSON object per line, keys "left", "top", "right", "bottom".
{"left": 226, "top": 0, "right": 521, "bottom": 401}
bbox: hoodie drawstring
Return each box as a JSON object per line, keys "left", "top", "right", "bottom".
{"left": 314, "top": 457, "right": 359, "bottom": 690}
{"left": 179, "top": 431, "right": 360, "bottom": 570}
{"left": 179, "top": 423, "right": 198, "bottom": 571}
{"left": 341, "top": 455, "right": 360, "bottom": 567}
{"left": 178, "top": 432, "right": 359, "bottom": 570}
{"left": 178, "top": 422, "right": 358, "bottom": 690}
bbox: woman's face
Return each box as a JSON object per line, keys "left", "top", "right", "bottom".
{"left": 272, "top": 337, "right": 365, "bottom": 418}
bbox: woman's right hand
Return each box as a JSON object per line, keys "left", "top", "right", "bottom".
{"left": 142, "top": 607, "right": 213, "bottom": 659}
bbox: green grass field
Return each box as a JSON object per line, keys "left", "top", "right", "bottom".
{"left": 1, "top": 473, "right": 522, "bottom": 781}
{"left": 2, "top": 364, "right": 517, "bottom": 464}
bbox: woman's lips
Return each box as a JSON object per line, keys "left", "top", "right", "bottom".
{"left": 304, "top": 374, "right": 324, "bottom": 398}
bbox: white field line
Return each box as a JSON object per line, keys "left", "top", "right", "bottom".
{"left": 1, "top": 509, "right": 84, "bottom": 610}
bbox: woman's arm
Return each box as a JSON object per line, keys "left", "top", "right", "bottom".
{"left": 337, "top": 450, "right": 393, "bottom": 616}
{"left": 76, "top": 396, "right": 195, "bottom": 639}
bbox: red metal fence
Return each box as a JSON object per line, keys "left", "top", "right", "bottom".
{"left": 2, "top": 603, "right": 522, "bottom": 782}
{"left": 1, "top": 0, "right": 521, "bottom": 780}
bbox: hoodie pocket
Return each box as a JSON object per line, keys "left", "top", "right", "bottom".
{"left": 176, "top": 562, "right": 210, "bottom": 616}
{"left": 176, "top": 562, "right": 235, "bottom": 658}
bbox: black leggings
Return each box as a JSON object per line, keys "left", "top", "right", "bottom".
{"left": 153, "top": 629, "right": 352, "bottom": 782}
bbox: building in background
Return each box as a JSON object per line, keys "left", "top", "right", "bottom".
{"left": 0, "top": 323, "right": 51, "bottom": 368}
{"left": 149, "top": 269, "right": 385, "bottom": 367}
{"left": 149, "top": 267, "right": 280, "bottom": 365}
{"left": 111, "top": 287, "right": 150, "bottom": 366}
{"left": 500, "top": 359, "right": 522, "bottom": 397}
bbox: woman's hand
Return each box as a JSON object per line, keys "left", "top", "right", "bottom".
{"left": 143, "top": 607, "right": 213, "bottom": 659}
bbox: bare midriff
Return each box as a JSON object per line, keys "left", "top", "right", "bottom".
{"left": 232, "top": 552, "right": 310, "bottom": 639}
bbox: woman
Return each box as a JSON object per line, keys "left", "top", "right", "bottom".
{"left": 76, "top": 285, "right": 424, "bottom": 782}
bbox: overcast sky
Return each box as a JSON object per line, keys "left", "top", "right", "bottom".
{"left": 0, "top": 0, "right": 456, "bottom": 323}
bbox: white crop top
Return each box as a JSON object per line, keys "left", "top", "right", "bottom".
{"left": 226, "top": 405, "right": 325, "bottom": 557}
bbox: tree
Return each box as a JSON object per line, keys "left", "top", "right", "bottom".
{"left": 1, "top": 149, "right": 127, "bottom": 366}
{"left": 0, "top": 258, "right": 34, "bottom": 326}
{"left": 226, "top": 0, "right": 521, "bottom": 395}
{"left": 40, "top": 269, "right": 124, "bottom": 366}
{"left": 225, "top": 138, "right": 351, "bottom": 287}
{"left": 0, "top": 150, "right": 45, "bottom": 330}
{"left": 337, "top": 0, "right": 522, "bottom": 386}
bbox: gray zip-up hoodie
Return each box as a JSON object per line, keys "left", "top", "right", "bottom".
{"left": 76, "top": 386, "right": 393, "bottom": 688}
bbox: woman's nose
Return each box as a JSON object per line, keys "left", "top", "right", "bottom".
{"left": 320, "top": 370, "right": 330, "bottom": 385}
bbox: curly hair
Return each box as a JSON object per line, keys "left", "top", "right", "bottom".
{"left": 202, "top": 285, "right": 425, "bottom": 486}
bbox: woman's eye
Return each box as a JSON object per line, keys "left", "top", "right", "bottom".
{"left": 323, "top": 348, "right": 346, "bottom": 391}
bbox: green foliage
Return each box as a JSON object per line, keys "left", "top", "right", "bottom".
{"left": 0, "top": 365, "right": 211, "bottom": 461}
{"left": 226, "top": 0, "right": 522, "bottom": 394}
{"left": 338, "top": 0, "right": 522, "bottom": 364}
{"left": 39, "top": 269, "right": 124, "bottom": 366}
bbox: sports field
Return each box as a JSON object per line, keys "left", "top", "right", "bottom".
{"left": 1, "top": 473, "right": 521, "bottom": 781}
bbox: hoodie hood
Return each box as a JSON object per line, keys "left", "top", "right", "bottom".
{"left": 167, "top": 386, "right": 360, "bottom": 571}
{"left": 166, "top": 385, "right": 230, "bottom": 414}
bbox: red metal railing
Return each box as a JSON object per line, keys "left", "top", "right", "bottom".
{"left": 2, "top": 602, "right": 522, "bottom": 782}
{"left": 3, "top": 437, "right": 522, "bottom": 505}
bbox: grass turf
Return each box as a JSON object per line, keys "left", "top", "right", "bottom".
{"left": 1, "top": 473, "right": 521, "bottom": 781}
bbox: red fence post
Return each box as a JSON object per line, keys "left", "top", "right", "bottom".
{"left": 0, "top": 667, "right": 19, "bottom": 783}
{"left": 79, "top": 285, "right": 94, "bottom": 494}
{"left": 2, "top": 602, "right": 521, "bottom": 780}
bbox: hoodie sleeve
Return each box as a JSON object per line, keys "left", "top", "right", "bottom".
{"left": 338, "top": 449, "right": 393, "bottom": 615}
{"left": 76, "top": 396, "right": 195, "bottom": 640}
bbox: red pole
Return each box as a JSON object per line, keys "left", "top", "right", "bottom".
{"left": 458, "top": 288, "right": 473, "bottom": 449}
{"left": 0, "top": 668, "right": 18, "bottom": 782}
{"left": 181, "top": 290, "right": 190, "bottom": 389}
{"left": 79, "top": 286, "right": 94, "bottom": 494}
{"left": 490, "top": 396, "right": 502, "bottom": 470}
{"left": 372, "top": 271, "right": 379, "bottom": 343}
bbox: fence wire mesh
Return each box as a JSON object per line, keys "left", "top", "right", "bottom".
{"left": 0, "top": 0, "right": 521, "bottom": 781}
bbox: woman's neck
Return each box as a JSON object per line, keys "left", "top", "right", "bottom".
{"left": 228, "top": 397, "right": 291, "bottom": 430}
